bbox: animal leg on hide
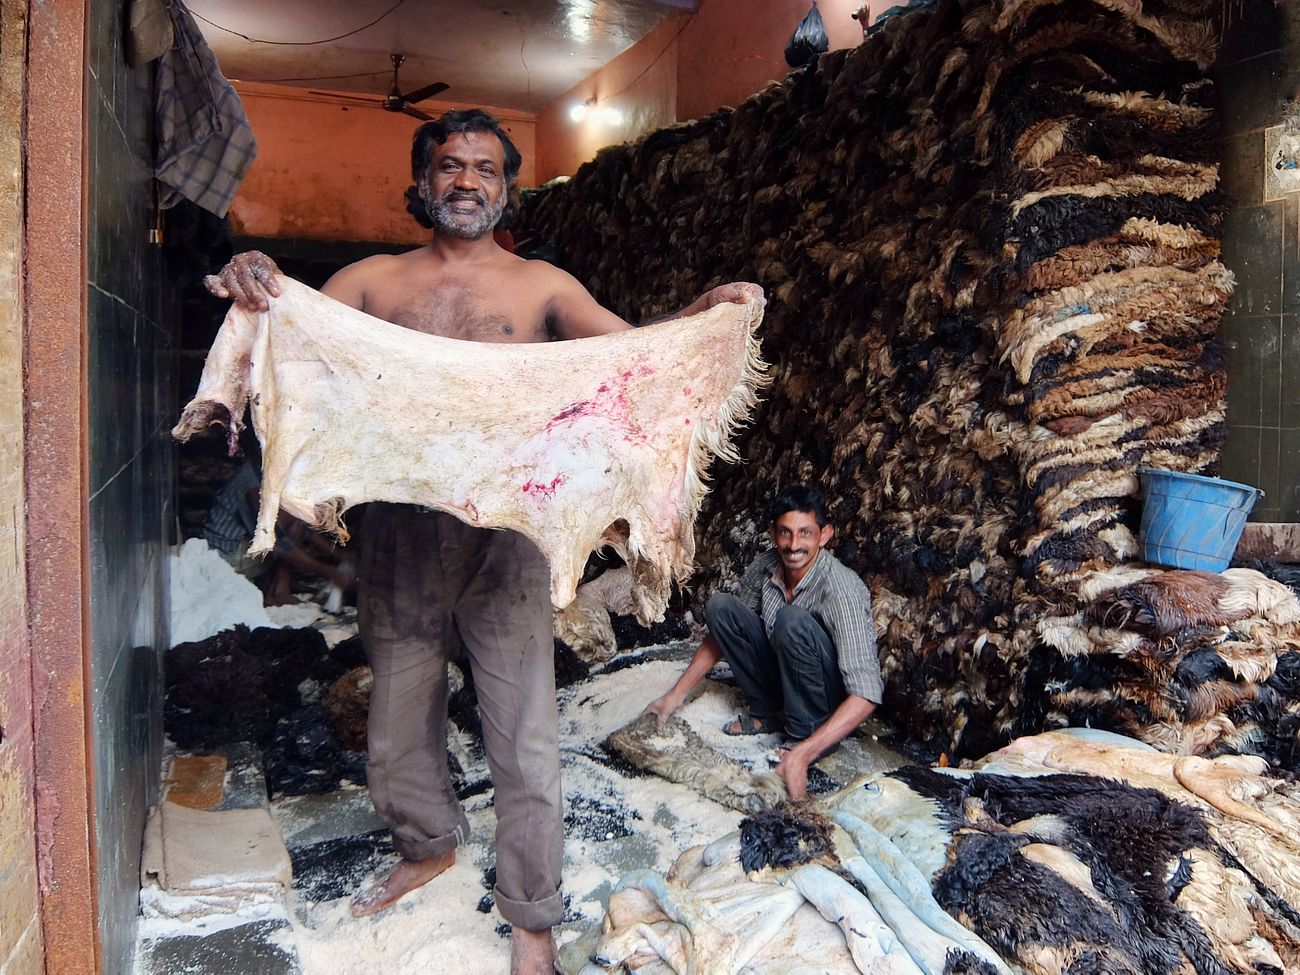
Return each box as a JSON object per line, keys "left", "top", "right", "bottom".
{"left": 839, "top": 853, "right": 977, "bottom": 975}
{"left": 1173, "top": 756, "right": 1295, "bottom": 841}
{"left": 593, "top": 918, "right": 690, "bottom": 972}
{"left": 612, "top": 870, "right": 740, "bottom": 974}
{"left": 170, "top": 301, "right": 256, "bottom": 454}
{"left": 785, "top": 863, "right": 925, "bottom": 975}
{"left": 833, "top": 812, "right": 1013, "bottom": 975}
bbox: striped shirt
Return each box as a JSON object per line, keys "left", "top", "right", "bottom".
{"left": 202, "top": 460, "right": 289, "bottom": 556}
{"left": 203, "top": 460, "right": 261, "bottom": 556}
{"left": 731, "top": 548, "right": 883, "bottom": 703}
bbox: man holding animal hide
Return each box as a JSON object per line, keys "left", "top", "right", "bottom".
{"left": 646, "top": 485, "right": 882, "bottom": 799}
{"left": 206, "top": 108, "right": 762, "bottom": 975}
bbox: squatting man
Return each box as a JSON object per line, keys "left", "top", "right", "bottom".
{"left": 645, "top": 484, "right": 883, "bottom": 800}
{"left": 207, "top": 108, "right": 762, "bottom": 975}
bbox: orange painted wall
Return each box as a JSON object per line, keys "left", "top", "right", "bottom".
{"left": 230, "top": 1, "right": 871, "bottom": 234}
{"left": 676, "top": 0, "right": 865, "bottom": 121}
{"left": 535, "top": 0, "right": 869, "bottom": 182}
{"left": 229, "top": 83, "right": 538, "bottom": 244}
{"left": 535, "top": 14, "right": 686, "bottom": 185}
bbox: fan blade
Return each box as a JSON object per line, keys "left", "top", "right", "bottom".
{"left": 308, "top": 91, "right": 383, "bottom": 104}
{"left": 402, "top": 81, "right": 449, "bottom": 104}
{"left": 402, "top": 105, "right": 435, "bottom": 121}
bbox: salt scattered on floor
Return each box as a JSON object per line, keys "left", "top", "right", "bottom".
{"left": 287, "top": 646, "right": 746, "bottom": 975}
{"left": 168, "top": 539, "right": 272, "bottom": 646}
{"left": 290, "top": 838, "right": 513, "bottom": 973}
{"left": 137, "top": 883, "right": 290, "bottom": 938}
{"left": 168, "top": 538, "right": 362, "bottom": 650}
{"left": 264, "top": 598, "right": 327, "bottom": 629}
{"left": 139, "top": 640, "right": 907, "bottom": 974}
{"left": 679, "top": 675, "right": 787, "bottom": 772}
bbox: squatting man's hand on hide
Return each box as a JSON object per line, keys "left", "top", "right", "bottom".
{"left": 644, "top": 690, "right": 683, "bottom": 731}
{"left": 774, "top": 743, "right": 811, "bottom": 801}
{"left": 204, "top": 250, "right": 282, "bottom": 312}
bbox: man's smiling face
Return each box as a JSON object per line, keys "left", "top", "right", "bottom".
{"left": 425, "top": 131, "right": 508, "bottom": 240}
{"left": 770, "top": 509, "right": 833, "bottom": 581}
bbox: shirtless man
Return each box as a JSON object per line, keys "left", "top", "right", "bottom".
{"left": 208, "top": 108, "right": 761, "bottom": 975}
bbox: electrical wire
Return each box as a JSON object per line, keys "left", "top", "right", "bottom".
{"left": 190, "top": 0, "right": 406, "bottom": 46}
{"left": 510, "top": 13, "right": 533, "bottom": 100}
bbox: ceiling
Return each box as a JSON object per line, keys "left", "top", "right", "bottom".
{"left": 187, "top": 0, "right": 696, "bottom": 114}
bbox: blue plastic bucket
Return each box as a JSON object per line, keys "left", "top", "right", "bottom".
{"left": 1138, "top": 469, "right": 1262, "bottom": 572}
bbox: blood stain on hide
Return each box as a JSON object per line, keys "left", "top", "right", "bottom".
{"left": 547, "top": 402, "right": 590, "bottom": 428}
{"left": 522, "top": 474, "right": 566, "bottom": 497}
{"left": 544, "top": 359, "right": 654, "bottom": 446}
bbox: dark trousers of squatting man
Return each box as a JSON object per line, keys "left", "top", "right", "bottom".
{"left": 707, "top": 593, "right": 847, "bottom": 739}
{"left": 358, "top": 504, "right": 564, "bottom": 931}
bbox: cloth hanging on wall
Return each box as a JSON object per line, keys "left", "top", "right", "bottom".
{"left": 154, "top": 0, "right": 257, "bottom": 217}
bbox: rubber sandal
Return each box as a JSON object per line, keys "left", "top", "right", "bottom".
{"left": 723, "top": 714, "right": 782, "bottom": 736}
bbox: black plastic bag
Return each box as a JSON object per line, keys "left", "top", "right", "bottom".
{"left": 785, "top": 2, "right": 829, "bottom": 68}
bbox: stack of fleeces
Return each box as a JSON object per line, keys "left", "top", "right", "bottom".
{"left": 570, "top": 730, "right": 1300, "bottom": 975}
{"left": 520, "top": 0, "right": 1300, "bottom": 762}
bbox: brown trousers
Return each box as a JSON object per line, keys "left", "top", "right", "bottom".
{"left": 358, "top": 504, "right": 564, "bottom": 931}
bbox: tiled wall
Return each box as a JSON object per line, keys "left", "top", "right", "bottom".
{"left": 1217, "top": 1, "right": 1300, "bottom": 521}
{"left": 86, "top": 0, "right": 175, "bottom": 969}
{"left": 0, "top": 2, "right": 43, "bottom": 972}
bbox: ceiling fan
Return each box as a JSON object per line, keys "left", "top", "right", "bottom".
{"left": 311, "top": 54, "right": 448, "bottom": 121}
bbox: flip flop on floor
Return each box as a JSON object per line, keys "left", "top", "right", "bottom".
{"left": 723, "top": 714, "right": 783, "bottom": 736}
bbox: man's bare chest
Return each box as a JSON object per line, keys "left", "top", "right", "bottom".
{"left": 372, "top": 281, "right": 550, "bottom": 343}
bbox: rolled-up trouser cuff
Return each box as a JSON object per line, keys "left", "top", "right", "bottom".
{"left": 493, "top": 885, "right": 564, "bottom": 931}
{"left": 391, "top": 812, "right": 471, "bottom": 862}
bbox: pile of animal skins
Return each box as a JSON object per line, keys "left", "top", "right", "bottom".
{"left": 568, "top": 729, "right": 1300, "bottom": 975}
{"left": 520, "top": 0, "right": 1300, "bottom": 763}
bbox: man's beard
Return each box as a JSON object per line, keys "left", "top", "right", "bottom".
{"left": 428, "top": 190, "right": 507, "bottom": 240}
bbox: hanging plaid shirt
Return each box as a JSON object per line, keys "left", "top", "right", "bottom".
{"left": 731, "top": 548, "right": 883, "bottom": 703}
{"left": 155, "top": 0, "right": 257, "bottom": 217}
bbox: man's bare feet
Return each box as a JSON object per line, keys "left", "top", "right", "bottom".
{"left": 350, "top": 850, "right": 455, "bottom": 918}
{"left": 510, "top": 926, "right": 556, "bottom": 975}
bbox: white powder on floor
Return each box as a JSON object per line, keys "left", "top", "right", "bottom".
{"left": 287, "top": 648, "right": 746, "bottom": 974}
{"left": 136, "top": 883, "right": 290, "bottom": 938}
{"left": 168, "top": 539, "right": 361, "bottom": 648}
{"left": 264, "top": 599, "right": 327, "bottom": 629}
{"left": 168, "top": 538, "right": 272, "bottom": 646}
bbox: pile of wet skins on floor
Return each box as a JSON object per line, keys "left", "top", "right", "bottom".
{"left": 572, "top": 729, "right": 1300, "bottom": 975}
{"left": 520, "top": 0, "right": 1300, "bottom": 764}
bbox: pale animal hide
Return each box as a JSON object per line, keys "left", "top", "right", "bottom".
{"left": 552, "top": 566, "right": 637, "bottom": 662}
{"left": 173, "top": 277, "right": 767, "bottom": 622}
